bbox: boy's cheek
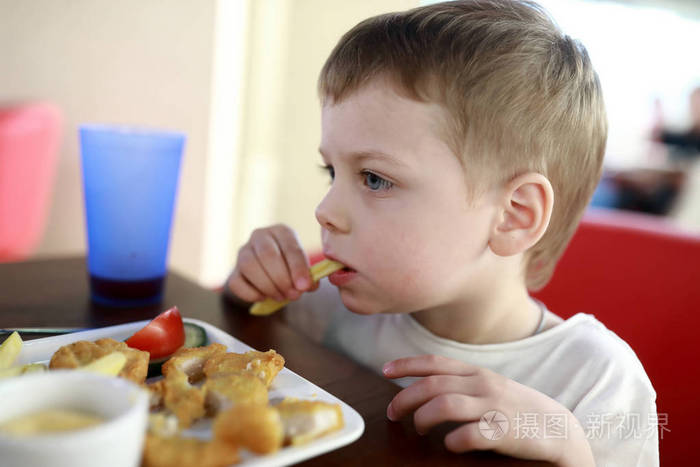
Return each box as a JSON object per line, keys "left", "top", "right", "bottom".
{"left": 382, "top": 255, "right": 437, "bottom": 291}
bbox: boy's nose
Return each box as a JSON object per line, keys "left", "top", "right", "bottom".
{"left": 315, "top": 188, "right": 350, "bottom": 233}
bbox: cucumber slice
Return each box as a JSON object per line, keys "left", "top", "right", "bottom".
{"left": 146, "top": 323, "right": 209, "bottom": 378}
{"left": 184, "top": 322, "right": 208, "bottom": 348}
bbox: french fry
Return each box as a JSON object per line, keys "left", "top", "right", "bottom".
{"left": 0, "top": 363, "right": 46, "bottom": 380}
{"left": 81, "top": 352, "right": 127, "bottom": 376}
{"left": 0, "top": 331, "right": 22, "bottom": 369}
{"left": 250, "top": 259, "right": 344, "bottom": 316}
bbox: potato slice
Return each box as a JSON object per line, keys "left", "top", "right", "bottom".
{"left": 249, "top": 259, "right": 345, "bottom": 316}
{"left": 0, "top": 331, "right": 22, "bottom": 369}
{"left": 0, "top": 363, "right": 46, "bottom": 380}
{"left": 81, "top": 352, "right": 127, "bottom": 376}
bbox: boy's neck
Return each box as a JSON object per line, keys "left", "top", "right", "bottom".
{"left": 410, "top": 282, "right": 543, "bottom": 345}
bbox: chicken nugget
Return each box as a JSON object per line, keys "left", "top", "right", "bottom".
{"left": 49, "top": 338, "right": 148, "bottom": 384}
{"left": 203, "top": 372, "right": 268, "bottom": 415}
{"left": 151, "top": 343, "right": 228, "bottom": 428}
{"left": 276, "top": 399, "right": 344, "bottom": 446}
{"left": 147, "top": 379, "right": 166, "bottom": 411}
{"left": 213, "top": 403, "right": 283, "bottom": 454}
{"left": 147, "top": 413, "right": 179, "bottom": 438}
{"left": 148, "top": 375, "right": 206, "bottom": 428}
{"left": 142, "top": 434, "right": 239, "bottom": 467}
{"left": 203, "top": 350, "right": 284, "bottom": 387}
{"left": 162, "top": 343, "right": 227, "bottom": 382}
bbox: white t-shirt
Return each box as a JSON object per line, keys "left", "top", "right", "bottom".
{"left": 285, "top": 280, "right": 659, "bottom": 467}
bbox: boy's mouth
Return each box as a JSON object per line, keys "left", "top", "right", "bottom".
{"left": 329, "top": 266, "right": 358, "bottom": 287}
{"left": 321, "top": 251, "right": 355, "bottom": 274}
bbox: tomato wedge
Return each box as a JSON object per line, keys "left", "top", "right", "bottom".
{"left": 125, "top": 306, "right": 185, "bottom": 360}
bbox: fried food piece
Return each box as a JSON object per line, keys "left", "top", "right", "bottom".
{"left": 148, "top": 413, "right": 179, "bottom": 438}
{"left": 250, "top": 259, "right": 344, "bottom": 315}
{"left": 151, "top": 344, "right": 228, "bottom": 427}
{"left": 203, "top": 372, "right": 268, "bottom": 415}
{"left": 276, "top": 399, "right": 344, "bottom": 446}
{"left": 203, "top": 349, "right": 284, "bottom": 387}
{"left": 148, "top": 375, "right": 206, "bottom": 428}
{"left": 142, "top": 434, "right": 239, "bottom": 467}
{"left": 49, "top": 338, "right": 148, "bottom": 384}
{"left": 162, "top": 343, "right": 227, "bottom": 382}
{"left": 147, "top": 380, "right": 166, "bottom": 410}
{"left": 213, "top": 404, "right": 283, "bottom": 454}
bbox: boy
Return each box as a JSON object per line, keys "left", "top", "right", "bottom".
{"left": 226, "top": 1, "right": 658, "bottom": 465}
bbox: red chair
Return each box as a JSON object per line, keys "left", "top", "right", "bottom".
{"left": 533, "top": 207, "right": 700, "bottom": 465}
{"left": 0, "top": 103, "right": 62, "bottom": 262}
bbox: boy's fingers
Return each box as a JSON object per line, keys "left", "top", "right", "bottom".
{"left": 387, "top": 375, "right": 478, "bottom": 420}
{"left": 227, "top": 271, "right": 264, "bottom": 303}
{"left": 251, "top": 233, "right": 295, "bottom": 300}
{"left": 412, "top": 393, "right": 480, "bottom": 435}
{"left": 270, "top": 227, "right": 312, "bottom": 291}
{"left": 444, "top": 421, "right": 497, "bottom": 453}
{"left": 383, "top": 355, "right": 479, "bottom": 379}
{"left": 238, "top": 247, "right": 286, "bottom": 302}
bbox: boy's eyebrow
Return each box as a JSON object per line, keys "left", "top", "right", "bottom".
{"left": 318, "top": 148, "right": 409, "bottom": 169}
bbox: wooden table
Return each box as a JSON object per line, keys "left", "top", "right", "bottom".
{"left": 0, "top": 257, "right": 552, "bottom": 466}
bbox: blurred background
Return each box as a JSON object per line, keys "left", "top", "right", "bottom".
{"left": 0, "top": 0, "right": 698, "bottom": 287}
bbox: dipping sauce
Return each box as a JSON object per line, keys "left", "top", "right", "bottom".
{"left": 0, "top": 409, "right": 103, "bottom": 436}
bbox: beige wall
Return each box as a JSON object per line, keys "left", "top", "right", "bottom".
{"left": 0, "top": 0, "right": 217, "bottom": 281}
{"left": 237, "top": 0, "right": 420, "bottom": 257}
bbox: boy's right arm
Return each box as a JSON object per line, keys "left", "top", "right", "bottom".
{"left": 224, "top": 224, "right": 318, "bottom": 308}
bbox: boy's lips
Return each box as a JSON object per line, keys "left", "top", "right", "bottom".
{"left": 322, "top": 251, "right": 352, "bottom": 270}
{"left": 323, "top": 251, "right": 357, "bottom": 275}
{"left": 328, "top": 267, "right": 357, "bottom": 286}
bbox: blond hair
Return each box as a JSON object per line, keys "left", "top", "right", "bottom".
{"left": 318, "top": 0, "right": 607, "bottom": 290}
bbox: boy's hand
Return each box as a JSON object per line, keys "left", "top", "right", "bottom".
{"left": 383, "top": 355, "right": 594, "bottom": 467}
{"left": 226, "top": 224, "right": 318, "bottom": 305}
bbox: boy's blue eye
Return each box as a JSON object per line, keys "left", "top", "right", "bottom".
{"left": 363, "top": 171, "right": 393, "bottom": 191}
{"left": 318, "top": 164, "right": 391, "bottom": 192}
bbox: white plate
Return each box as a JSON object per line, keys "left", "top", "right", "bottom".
{"left": 15, "top": 318, "right": 365, "bottom": 466}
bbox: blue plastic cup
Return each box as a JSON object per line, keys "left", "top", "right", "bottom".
{"left": 79, "top": 125, "right": 185, "bottom": 307}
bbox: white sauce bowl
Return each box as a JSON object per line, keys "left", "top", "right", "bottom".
{"left": 0, "top": 370, "right": 148, "bottom": 467}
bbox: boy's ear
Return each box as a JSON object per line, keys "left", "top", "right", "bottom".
{"left": 489, "top": 173, "right": 554, "bottom": 257}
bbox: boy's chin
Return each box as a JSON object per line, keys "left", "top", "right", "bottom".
{"left": 338, "top": 290, "right": 379, "bottom": 315}
{"left": 341, "top": 300, "right": 376, "bottom": 315}
{"left": 338, "top": 290, "right": 403, "bottom": 315}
